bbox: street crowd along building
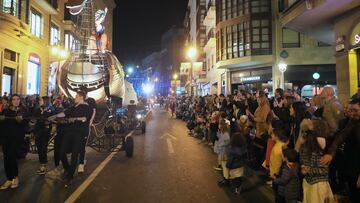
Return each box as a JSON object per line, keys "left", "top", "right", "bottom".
{"left": 183, "top": 0, "right": 337, "bottom": 97}
{"left": 0, "top": 0, "right": 115, "bottom": 96}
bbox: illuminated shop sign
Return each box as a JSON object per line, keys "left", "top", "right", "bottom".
{"left": 240, "top": 76, "right": 261, "bottom": 82}
{"left": 29, "top": 53, "right": 40, "bottom": 64}
{"left": 355, "top": 34, "right": 360, "bottom": 45}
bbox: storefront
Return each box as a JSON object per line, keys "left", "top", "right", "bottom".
{"left": 230, "top": 67, "right": 272, "bottom": 95}
{"left": 284, "top": 64, "right": 337, "bottom": 97}
{"left": 27, "top": 54, "right": 41, "bottom": 95}
{"left": 349, "top": 22, "right": 360, "bottom": 87}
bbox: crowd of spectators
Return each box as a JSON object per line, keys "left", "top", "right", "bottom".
{"left": 174, "top": 87, "right": 360, "bottom": 203}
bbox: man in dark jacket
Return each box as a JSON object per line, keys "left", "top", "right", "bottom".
{"left": 320, "top": 99, "right": 360, "bottom": 202}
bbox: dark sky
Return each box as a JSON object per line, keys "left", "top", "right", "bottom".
{"left": 112, "top": 0, "right": 188, "bottom": 66}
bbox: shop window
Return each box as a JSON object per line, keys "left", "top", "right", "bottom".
{"left": 282, "top": 28, "right": 300, "bottom": 48}
{"left": 4, "top": 49, "right": 17, "bottom": 62}
{"left": 30, "top": 9, "right": 43, "bottom": 38}
{"left": 50, "top": 23, "right": 60, "bottom": 45}
{"left": 2, "top": 67, "right": 15, "bottom": 95}
{"left": 27, "top": 61, "right": 40, "bottom": 95}
{"left": 2, "top": 0, "right": 19, "bottom": 17}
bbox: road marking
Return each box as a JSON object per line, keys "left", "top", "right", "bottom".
{"left": 166, "top": 138, "right": 175, "bottom": 154}
{"left": 65, "top": 131, "right": 134, "bottom": 203}
{"left": 160, "top": 133, "right": 177, "bottom": 141}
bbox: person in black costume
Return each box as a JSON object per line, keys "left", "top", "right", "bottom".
{"left": 78, "top": 87, "right": 96, "bottom": 173}
{"left": 0, "top": 94, "right": 28, "bottom": 190}
{"left": 54, "top": 90, "right": 92, "bottom": 187}
{"left": 32, "top": 96, "right": 55, "bottom": 175}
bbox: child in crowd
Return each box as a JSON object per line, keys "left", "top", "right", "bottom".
{"left": 273, "top": 148, "right": 300, "bottom": 203}
{"left": 215, "top": 119, "right": 231, "bottom": 185}
{"left": 268, "top": 128, "right": 289, "bottom": 203}
{"left": 299, "top": 120, "right": 334, "bottom": 203}
{"left": 226, "top": 132, "right": 248, "bottom": 194}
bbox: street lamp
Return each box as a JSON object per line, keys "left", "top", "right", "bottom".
{"left": 186, "top": 47, "right": 197, "bottom": 96}
{"left": 313, "top": 72, "right": 320, "bottom": 95}
{"left": 127, "top": 67, "right": 134, "bottom": 74}
{"left": 278, "top": 62, "right": 287, "bottom": 89}
{"left": 173, "top": 73, "right": 178, "bottom": 80}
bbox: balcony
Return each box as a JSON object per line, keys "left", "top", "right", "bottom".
{"left": 47, "top": 0, "right": 58, "bottom": 10}
{"left": 204, "top": 28, "right": 216, "bottom": 52}
{"left": 203, "top": 0, "right": 215, "bottom": 27}
{"left": 279, "top": 0, "right": 360, "bottom": 45}
{"left": 33, "top": 0, "right": 58, "bottom": 14}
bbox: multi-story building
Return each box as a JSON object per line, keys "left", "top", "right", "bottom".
{"left": 203, "top": 0, "right": 225, "bottom": 95}
{"left": 0, "top": 0, "right": 115, "bottom": 96}
{"left": 213, "top": 0, "right": 335, "bottom": 96}
{"left": 184, "top": 0, "right": 208, "bottom": 96}
{"left": 279, "top": 0, "right": 360, "bottom": 103}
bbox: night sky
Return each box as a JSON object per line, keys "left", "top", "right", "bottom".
{"left": 112, "top": 0, "right": 188, "bottom": 66}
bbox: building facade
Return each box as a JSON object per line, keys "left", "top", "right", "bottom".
{"left": 0, "top": 0, "right": 115, "bottom": 96}
{"left": 184, "top": 0, "right": 208, "bottom": 96}
{"left": 279, "top": 0, "right": 360, "bottom": 103}
{"left": 212, "top": 0, "right": 335, "bottom": 96}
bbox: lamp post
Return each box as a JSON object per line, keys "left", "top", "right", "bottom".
{"left": 187, "top": 47, "right": 197, "bottom": 96}
{"left": 278, "top": 62, "right": 287, "bottom": 89}
{"left": 313, "top": 72, "right": 320, "bottom": 95}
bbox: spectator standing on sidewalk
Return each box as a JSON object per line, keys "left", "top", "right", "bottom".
{"left": 216, "top": 119, "right": 231, "bottom": 186}
{"left": 321, "top": 87, "right": 344, "bottom": 136}
{"left": 299, "top": 120, "right": 334, "bottom": 203}
{"left": 273, "top": 148, "right": 300, "bottom": 203}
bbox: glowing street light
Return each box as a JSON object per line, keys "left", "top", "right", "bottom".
{"left": 278, "top": 62, "right": 287, "bottom": 89}
{"left": 186, "top": 46, "right": 197, "bottom": 96}
{"left": 51, "top": 46, "right": 60, "bottom": 55}
{"left": 59, "top": 49, "right": 69, "bottom": 59}
{"left": 127, "top": 67, "right": 134, "bottom": 74}
{"left": 142, "top": 83, "right": 154, "bottom": 95}
{"left": 154, "top": 77, "right": 159, "bottom": 82}
{"left": 187, "top": 47, "right": 197, "bottom": 59}
{"left": 173, "top": 74, "right": 178, "bottom": 80}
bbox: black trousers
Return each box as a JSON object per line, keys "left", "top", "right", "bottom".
{"left": 347, "top": 176, "right": 360, "bottom": 203}
{"left": 35, "top": 128, "right": 51, "bottom": 164}
{"left": 60, "top": 132, "right": 83, "bottom": 180}
{"left": 78, "top": 127, "right": 90, "bottom": 165}
{"left": 54, "top": 128, "right": 64, "bottom": 167}
{"left": 2, "top": 136, "right": 21, "bottom": 180}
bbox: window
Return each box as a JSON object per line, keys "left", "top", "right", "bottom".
{"left": 251, "top": 19, "right": 271, "bottom": 55}
{"left": 251, "top": 0, "right": 270, "bottom": 13}
{"left": 65, "top": 32, "right": 74, "bottom": 50}
{"left": 30, "top": 9, "right": 43, "bottom": 38}
{"left": 2, "top": 0, "right": 19, "bottom": 17}
{"left": 282, "top": 28, "right": 300, "bottom": 48}
{"left": 318, "top": 41, "right": 331, "bottom": 47}
{"left": 50, "top": 24, "right": 60, "bottom": 45}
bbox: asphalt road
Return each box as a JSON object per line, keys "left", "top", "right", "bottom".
{"left": 0, "top": 108, "right": 274, "bottom": 203}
